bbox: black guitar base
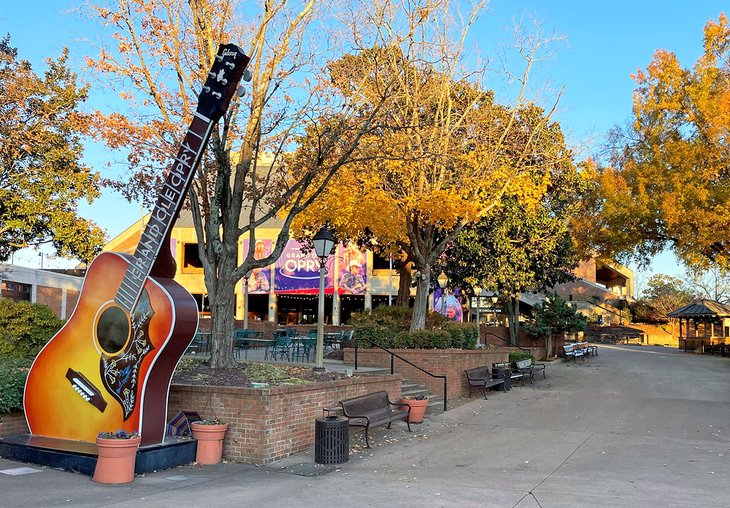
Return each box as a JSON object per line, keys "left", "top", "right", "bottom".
{"left": 0, "top": 434, "right": 196, "bottom": 476}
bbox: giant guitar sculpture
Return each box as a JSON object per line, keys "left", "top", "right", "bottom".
{"left": 24, "top": 44, "right": 250, "bottom": 447}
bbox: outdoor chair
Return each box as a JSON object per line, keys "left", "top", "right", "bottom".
{"left": 266, "top": 335, "right": 293, "bottom": 362}
{"left": 293, "top": 337, "right": 316, "bottom": 362}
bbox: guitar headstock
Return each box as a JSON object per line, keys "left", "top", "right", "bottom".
{"left": 197, "top": 44, "right": 251, "bottom": 122}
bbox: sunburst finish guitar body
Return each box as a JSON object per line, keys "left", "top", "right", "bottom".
{"left": 23, "top": 44, "right": 250, "bottom": 447}
{"left": 24, "top": 252, "right": 197, "bottom": 444}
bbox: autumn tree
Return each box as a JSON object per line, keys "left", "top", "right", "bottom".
{"left": 294, "top": 4, "right": 565, "bottom": 331}
{"left": 573, "top": 13, "right": 730, "bottom": 270}
{"left": 84, "top": 0, "right": 425, "bottom": 367}
{"left": 444, "top": 151, "right": 584, "bottom": 345}
{"left": 642, "top": 274, "right": 694, "bottom": 318}
{"left": 0, "top": 35, "right": 104, "bottom": 262}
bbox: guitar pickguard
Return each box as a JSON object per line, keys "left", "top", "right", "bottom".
{"left": 100, "top": 289, "right": 156, "bottom": 420}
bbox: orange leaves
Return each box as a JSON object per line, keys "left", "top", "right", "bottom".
{"left": 582, "top": 13, "right": 730, "bottom": 269}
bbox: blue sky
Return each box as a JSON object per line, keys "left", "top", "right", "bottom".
{"left": 1, "top": 1, "right": 726, "bottom": 292}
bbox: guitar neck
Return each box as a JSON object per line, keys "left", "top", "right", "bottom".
{"left": 115, "top": 112, "right": 213, "bottom": 313}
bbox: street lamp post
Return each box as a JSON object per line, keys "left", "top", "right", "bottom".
{"left": 437, "top": 271, "right": 448, "bottom": 316}
{"left": 312, "top": 226, "right": 336, "bottom": 372}
{"left": 243, "top": 271, "right": 251, "bottom": 329}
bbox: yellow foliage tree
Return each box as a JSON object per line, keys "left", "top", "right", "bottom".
{"left": 574, "top": 13, "right": 730, "bottom": 270}
{"left": 294, "top": 3, "right": 566, "bottom": 330}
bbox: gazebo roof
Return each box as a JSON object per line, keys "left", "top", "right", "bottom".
{"left": 667, "top": 299, "right": 730, "bottom": 318}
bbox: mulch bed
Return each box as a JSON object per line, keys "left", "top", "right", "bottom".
{"left": 172, "top": 361, "right": 348, "bottom": 387}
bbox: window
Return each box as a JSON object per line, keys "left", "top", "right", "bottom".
{"left": 182, "top": 243, "right": 204, "bottom": 273}
{"left": 372, "top": 252, "right": 392, "bottom": 271}
{"left": 1, "top": 280, "right": 31, "bottom": 302}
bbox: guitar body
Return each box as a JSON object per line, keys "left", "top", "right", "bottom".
{"left": 24, "top": 252, "right": 198, "bottom": 446}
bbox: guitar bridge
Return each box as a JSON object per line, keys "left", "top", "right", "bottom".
{"left": 66, "top": 368, "right": 107, "bottom": 413}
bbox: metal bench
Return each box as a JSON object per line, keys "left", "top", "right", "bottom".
{"left": 513, "top": 358, "right": 546, "bottom": 382}
{"left": 339, "top": 391, "right": 411, "bottom": 448}
{"left": 465, "top": 366, "right": 507, "bottom": 399}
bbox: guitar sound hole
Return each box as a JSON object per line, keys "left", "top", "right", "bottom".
{"left": 97, "top": 306, "right": 130, "bottom": 354}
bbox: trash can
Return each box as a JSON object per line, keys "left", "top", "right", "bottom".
{"left": 314, "top": 407, "right": 349, "bottom": 464}
{"left": 492, "top": 366, "right": 512, "bottom": 391}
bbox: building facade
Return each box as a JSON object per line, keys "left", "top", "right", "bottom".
{"left": 0, "top": 265, "right": 84, "bottom": 319}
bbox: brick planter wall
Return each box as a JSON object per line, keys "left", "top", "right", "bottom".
{"left": 168, "top": 374, "right": 401, "bottom": 464}
{"left": 343, "top": 348, "right": 517, "bottom": 399}
{"left": 0, "top": 412, "right": 28, "bottom": 437}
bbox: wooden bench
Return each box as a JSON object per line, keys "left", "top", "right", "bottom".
{"left": 465, "top": 366, "right": 506, "bottom": 399}
{"left": 339, "top": 391, "right": 411, "bottom": 448}
{"left": 513, "top": 358, "right": 546, "bottom": 383}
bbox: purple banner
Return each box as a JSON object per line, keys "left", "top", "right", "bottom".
{"left": 434, "top": 288, "right": 463, "bottom": 322}
{"left": 275, "top": 240, "right": 335, "bottom": 294}
{"left": 337, "top": 242, "right": 367, "bottom": 295}
{"left": 243, "top": 239, "right": 272, "bottom": 294}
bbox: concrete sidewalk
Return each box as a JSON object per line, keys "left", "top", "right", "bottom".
{"left": 3, "top": 345, "right": 730, "bottom": 507}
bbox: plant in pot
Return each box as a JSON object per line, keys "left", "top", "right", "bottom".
{"left": 400, "top": 395, "right": 429, "bottom": 424}
{"left": 93, "top": 430, "right": 141, "bottom": 484}
{"left": 191, "top": 418, "right": 229, "bottom": 464}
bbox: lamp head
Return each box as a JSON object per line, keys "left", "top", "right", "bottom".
{"left": 312, "top": 226, "right": 336, "bottom": 260}
{"left": 437, "top": 271, "right": 448, "bottom": 288}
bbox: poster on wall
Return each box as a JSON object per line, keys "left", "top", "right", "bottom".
{"left": 434, "top": 288, "right": 463, "bottom": 322}
{"left": 242, "top": 239, "right": 272, "bottom": 294}
{"left": 274, "top": 240, "right": 335, "bottom": 293}
{"left": 337, "top": 242, "right": 367, "bottom": 295}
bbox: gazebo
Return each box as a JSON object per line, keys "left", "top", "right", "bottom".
{"left": 668, "top": 299, "right": 730, "bottom": 353}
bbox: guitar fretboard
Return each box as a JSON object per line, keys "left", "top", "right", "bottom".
{"left": 114, "top": 112, "right": 212, "bottom": 313}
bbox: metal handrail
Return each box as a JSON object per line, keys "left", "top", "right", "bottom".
{"left": 353, "top": 336, "right": 448, "bottom": 412}
{"left": 482, "top": 331, "right": 532, "bottom": 353}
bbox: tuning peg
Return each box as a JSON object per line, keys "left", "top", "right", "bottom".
{"left": 243, "top": 69, "right": 253, "bottom": 82}
{"left": 225, "top": 61, "right": 235, "bottom": 69}
{"left": 215, "top": 54, "right": 223, "bottom": 62}
{"left": 236, "top": 85, "right": 246, "bottom": 98}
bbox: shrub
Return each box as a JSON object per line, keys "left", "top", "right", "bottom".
{"left": 0, "top": 358, "right": 31, "bottom": 413}
{"left": 0, "top": 298, "right": 64, "bottom": 359}
{"left": 350, "top": 306, "right": 412, "bottom": 346}
{"left": 509, "top": 351, "right": 534, "bottom": 363}
{"left": 351, "top": 306, "right": 479, "bottom": 350}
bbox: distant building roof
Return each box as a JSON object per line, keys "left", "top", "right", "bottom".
{"left": 667, "top": 299, "right": 730, "bottom": 318}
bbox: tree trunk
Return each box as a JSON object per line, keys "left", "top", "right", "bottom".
{"left": 506, "top": 294, "right": 520, "bottom": 346}
{"left": 207, "top": 253, "right": 238, "bottom": 368}
{"left": 396, "top": 263, "right": 412, "bottom": 307}
{"left": 410, "top": 265, "right": 431, "bottom": 331}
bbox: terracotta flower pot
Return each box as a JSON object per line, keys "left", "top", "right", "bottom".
{"left": 191, "top": 422, "right": 229, "bottom": 464}
{"left": 400, "top": 398, "right": 428, "bottom": 424}
{"left": 93, "top": 436, "right": 141, "bottom": 484}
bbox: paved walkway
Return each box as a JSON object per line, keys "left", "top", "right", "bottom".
{"left": 3, "top": 345, "right": 730, "bottom": 507}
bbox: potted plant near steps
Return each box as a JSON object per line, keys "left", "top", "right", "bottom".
{"left": 191, "top": 419, "right": 229, "bottom": 464}
{"left": 93, "top": 430, "right": 141, "bottom": 484}
{"left": 400, "top": 395, "right": 428, "bottom": 424}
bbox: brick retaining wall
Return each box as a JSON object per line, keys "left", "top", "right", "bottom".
{"left": 168, "top": 374, "right": 402, "bottom": 464}
{"left": 343, "top": 348, "right": 519, "bottom": 399}
{"left": 0, "top": 412, "right": 28, "bottom": 437}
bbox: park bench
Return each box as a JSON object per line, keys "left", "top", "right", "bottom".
{"left": 492, "top": 362, "right": 528, "bottom": 387}
{"left": 563, "top": 343, "right": 585, "bottom": 362}
{"left": 339, "top": 391, "right": 411, "bottom": 448}
{"left": 465, "top": 366, "right": 507, "bottom": 399}
{"left": 513, "top": 358, "right": 546, "bottom": 383}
